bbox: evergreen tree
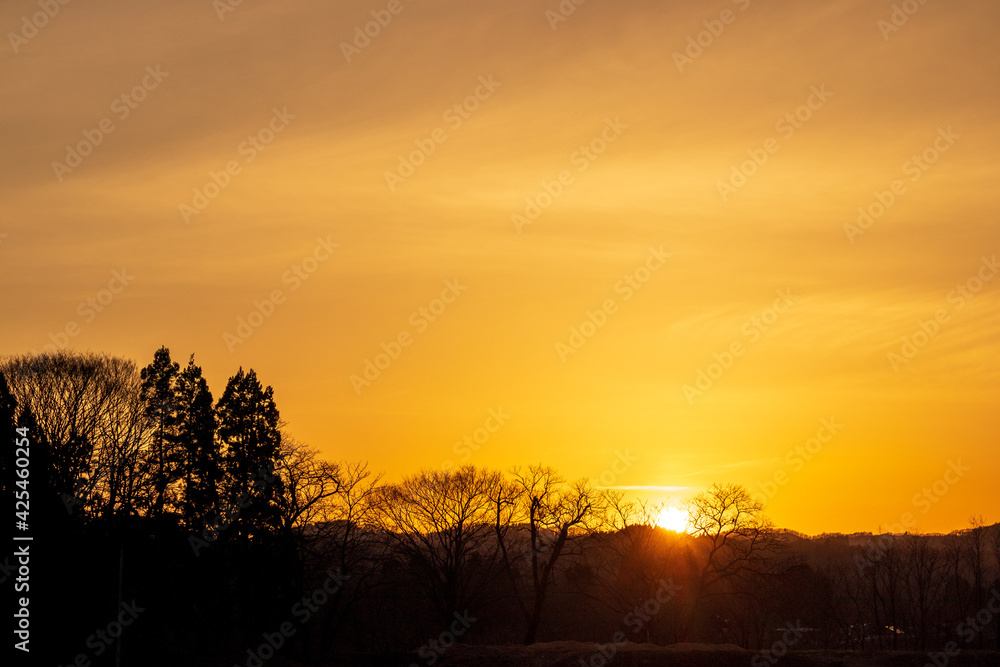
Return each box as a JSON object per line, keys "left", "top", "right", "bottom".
{"left": 216, "top": 367, "right": 283, "bottom": 540}
{"left": 140, "top": 346, "right": 181, "bottom": 516}
{"left": 175, "top": 355, "right": 221, "bottom": 529}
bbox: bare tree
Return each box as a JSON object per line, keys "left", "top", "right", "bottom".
{"left": 944, "top": 532, "right": 967, "bottom": 635}
{"left": 902, "top": 533, "right": 946, "bottom": 651}
{"left": 277, "top": 437, "right": 341, "bottom": 537}
{"left": 280, "top": 453, "right": 387, "bottom": 657}
{"left": 90, "top": 366, "right": 155, "bottom": 521}
{"left": 823, "top": 554, "right": 867, "bottom": 650}
{"left": 874, "top": 532, "right": 902, "bottom": 650}
{"left": 683, "top": 483, "right": 784, "bottom": 640}
{"left": 993, "top": 521, "right": 1000, "bottom": 589}
{"left": 1, "top": 351, "right": 155, "bottom": 521}
{"left": 962, "top": 516, "right": 989, "bottom": 648}
{"left": 496, "top": 465, "right": 595, "bottom": 644}
{"left": 376, "top": 465, "right": 504, "bottom": 625}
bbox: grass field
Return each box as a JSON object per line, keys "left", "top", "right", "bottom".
{"left": 265, "top": 643, "right": 1000, "bottom": 667}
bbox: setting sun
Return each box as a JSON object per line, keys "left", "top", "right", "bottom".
{"left": 656, "top": 506, "right": 690, "bottom": 533}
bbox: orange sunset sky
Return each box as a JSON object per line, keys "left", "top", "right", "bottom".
{"left": 1, "top": 0, "right": 998, "bottom": 536}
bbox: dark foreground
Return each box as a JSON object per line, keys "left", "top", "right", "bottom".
{"left": 260, "top": 643, "right": 1000, "bottom": 667}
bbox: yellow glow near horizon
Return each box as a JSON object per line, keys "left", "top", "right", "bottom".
{"left": 656, "top": 506, "right": 691, "bottom": 533}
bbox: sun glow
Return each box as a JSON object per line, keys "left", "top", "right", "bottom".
{"left": 656, "top": 506, "right": 690, "bottom": 533}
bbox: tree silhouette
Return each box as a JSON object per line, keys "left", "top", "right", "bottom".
{"left": 175, "top": 355, "right": 221, "bottom": 529}
{"left": 683, "top": 482, "right": 785, "bottom": 640}
{"left": 377, "top": 465, "right": 504, "bottom": 625}
{"left": 139, "top": 346, "right": 181, "bottom": 516}
{"left": 1, "top": 352, "right": 138, "bottom": 501}
{"left": 276, "top": 437, "right": 341, "bottom": 537}
{"left": 591, "top": 493, "right": 680, "bottom": 642}
{"left": 2, "top": 348, "right": 998, "bottom": 660}
{"left": 216, "top": 367, "right": 284, "bottom": 541}
{"left": 498, "top": 465, "right": 595, "bottom": 644}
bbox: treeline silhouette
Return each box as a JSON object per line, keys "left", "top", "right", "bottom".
{"left": 1, "top": 349, "right": 998, "bottom": 666}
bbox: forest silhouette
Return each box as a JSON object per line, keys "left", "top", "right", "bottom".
{"left": 2, "top": 349, "right": 998, "bottom": 667}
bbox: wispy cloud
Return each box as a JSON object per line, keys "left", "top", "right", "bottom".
{"left": 597, "top": 485, "right": 696, "bottom": 492}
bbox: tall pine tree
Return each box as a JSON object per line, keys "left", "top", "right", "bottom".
{"left": 216, "top": 368, "right": 283, "bottom": 541}
{"left": 139, "top": 346, "right": 181, "bottom": 516}
{"left": 175, "top": 355, "right": 221, "bottom": 530}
